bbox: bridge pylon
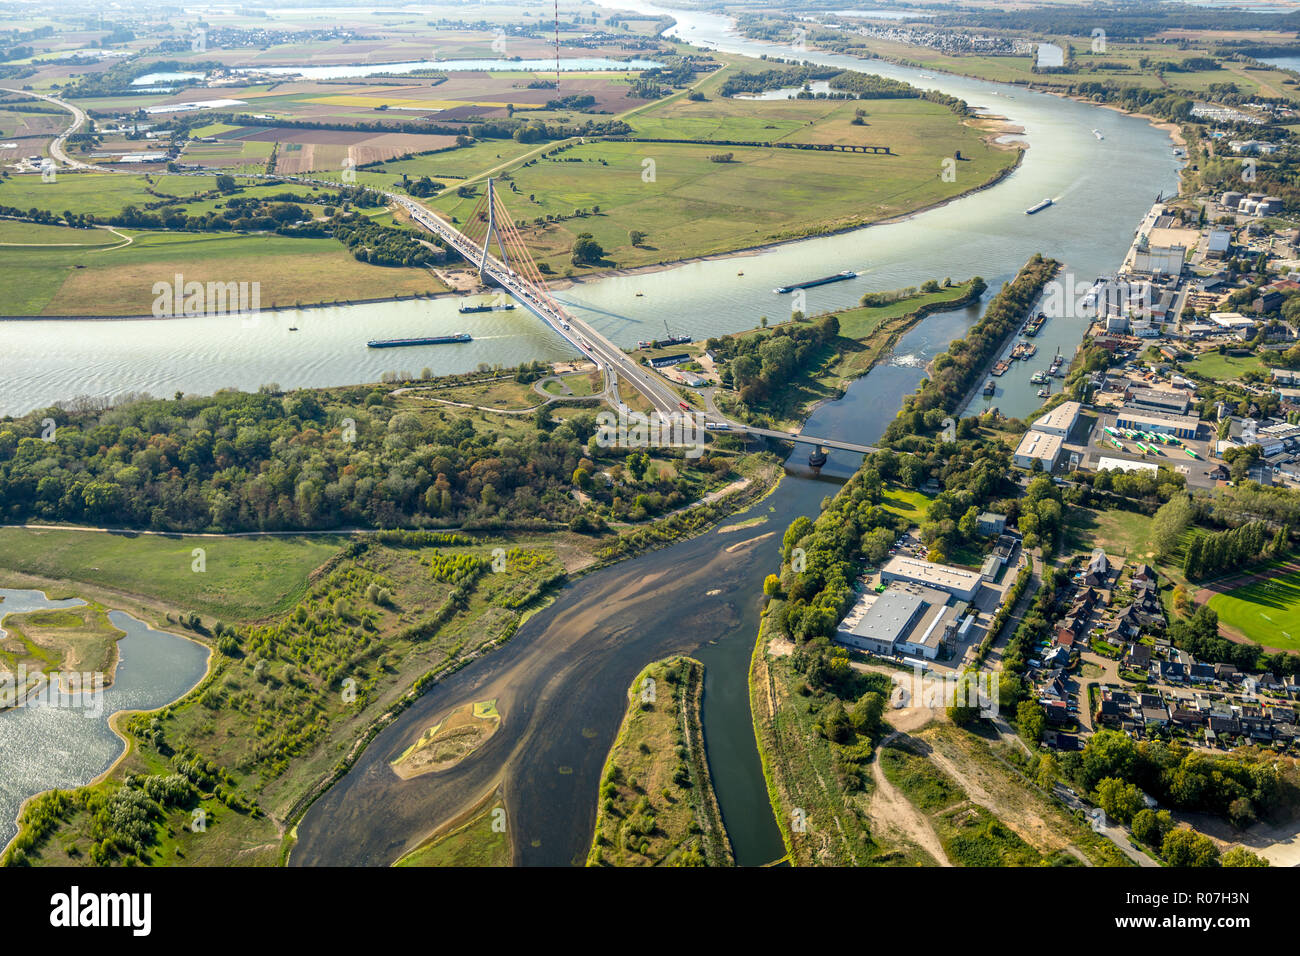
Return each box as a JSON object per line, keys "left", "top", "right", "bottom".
{"left": 477, "top": 177, "right": 511, "bottom": 282}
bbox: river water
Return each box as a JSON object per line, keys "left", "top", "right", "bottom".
{"left": 4, "top": 2, "right": 1181, "bottom": 865}
{"left": 0, "top": 4, "right": 1178, "bottom": 421}
{"left": 0, "top": 590, "right": 210, "bottom": 849}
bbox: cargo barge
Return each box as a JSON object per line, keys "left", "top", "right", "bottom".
{"left": 458, "top": 301, "right": 516, "bottom": 314}
{"left": 367, "top": 333, "right": 472, "bottom": 348}
{"left": 1025, "top": 198, "right": 1053, "bottom": 215}
{"left": 1022, "top": 312, "right": 1046, "bottom": 336}
{"left": 774, "top": 270, "right": 857, "bottom": 294}
{"left": 991, "top": 359, "right": 1012, "bottom": 376}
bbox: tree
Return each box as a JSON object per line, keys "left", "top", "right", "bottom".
{"left": 1161, "top": 827, "right": 1220, "bottom": 867}
{"left": 628, "top": 230, "right": 646, "bottom": 246}
{"left": 1220, "top": 846, "right": 1268, "bottom": 867}
{"left": 763, "top": 573, "right": 781, "bottom": 596}
{"left": 1016, "top": 699, "right": 1045, "bottom": 743}
{"left": 571, "top": 233, "right": 604, "bottom": 265}
{"left": 817, "top": 699, "right": 852, "bottom": 743}
{"left": 1096, "top": 776, "right": 1144, "bottom": 825}
{"left": 852, "top": 691, "right": 885, "bottom": 736}
{"left": 1036, "top": 751, "right": 1059, "bottom": 791}
{"left": 1131, "top": 808, "right": 1173, "bottom": 848}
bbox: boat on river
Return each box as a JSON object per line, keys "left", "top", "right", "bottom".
{"left": 367, "top": 333, "right": 471, "bottom": 348}
{"left": 774, "top": 270, "right": 857, "bottom": 294}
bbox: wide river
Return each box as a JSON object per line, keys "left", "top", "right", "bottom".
{"left": 0, "top": 4, "right": 1178, "bottom": 422}
{"left": 288, "top": 3, "right": 1181, "bottom": 866}
{"left": 2, "top": 3, "right": 1181, "bottom": 864}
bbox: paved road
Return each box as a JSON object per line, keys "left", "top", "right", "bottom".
{"left": 0, "top": 87, "right": 96, "bottom": 171}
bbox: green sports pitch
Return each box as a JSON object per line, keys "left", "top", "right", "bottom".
{"left": 1208, "top": 566, "right": 1300, "bottom": 651}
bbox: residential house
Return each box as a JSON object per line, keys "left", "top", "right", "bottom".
{"left": 1125, "top": 643, "right": 1152, "bottom": 670}
{"left": 1083, "top": 549, "right": 1111, "bottom": 587}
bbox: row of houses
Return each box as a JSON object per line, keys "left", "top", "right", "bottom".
{"left": 1097, "top": 685, "right": 1300, "bottom": 749}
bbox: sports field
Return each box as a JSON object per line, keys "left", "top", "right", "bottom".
{"left": 1208, "top": 565, "right": 1300, "bottom": 651}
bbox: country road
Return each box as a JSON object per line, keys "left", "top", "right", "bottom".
{"left": 0, "top": 86, "right": 97, "bottom": 171}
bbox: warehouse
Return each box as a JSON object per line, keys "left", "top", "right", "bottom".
{"left": 835, "top": 585, "right": 961, "bottom": 660}
{"left": 880, "top": 555, "right": 983, "bottom": 602}
{"left": 1031, "top": 400, "right": 1081, "bottom": 438}
{"left": 1013, "top": 429, "right": 1064, "bottom": 472}
{"left": 1124, "top": 387, "right": 1191, "bottom": 416}
{"left": 1114, "top": 406, "right": 1201, "bottom": 440}
{"left": 836, "top": 590, "right": 927, "bottom": 656}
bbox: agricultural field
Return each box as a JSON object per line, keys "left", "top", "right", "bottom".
{"left": 430, "top": 124, "right": 1013, "bottom": 276}
{"left": 0, "top": 220, "right": 124, "bottom": 246}
{"left": 1208, "top": 566, "right": 1300, "bottom": 652}
{"left": 0, "top": 229, "right": 447, "bottom": 316}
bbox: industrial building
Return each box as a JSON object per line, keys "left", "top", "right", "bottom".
{"left": 1013, "top": 429, "right": 1064, "bottom": 472}
{"left": 1124, "top": 387, "right": 1191, "bottom": 416}
{"left": 880, "top": 555, "right": 984, "bottom": 602}
{"left": 1131, "top": 243, "right": 1186, "bottom": 276}
{"left": 1206, "top": 228, "right": 1233, "bottom": 260}
{"left": 835, "top": 585, "right": 962, "bottom": 660}
{"left": 1032, "top": 400, "right": 1081, "bottom": 438}
{"left": 1114, "top": 406, "right": 1201, "bottom": 440}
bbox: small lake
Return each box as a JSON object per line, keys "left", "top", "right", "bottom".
{"left": 0, "top": 589, "right": 210, "bottom": 851}
{"left": 1261, "top": 55, "right": 1300, "bottom": 71}
{"left": 732, "top": 80, "right": 833, "bottom": 100}
{"left": 237, "top": 58, "right": 664, "bottom": 80}
{"left": 131, "top": 72, "right": 204, "bottom": 86}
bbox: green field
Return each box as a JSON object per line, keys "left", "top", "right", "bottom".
{"left": 0, "top": 528, "right": 346, "bottom": 621}
{"left": 0, "top": 228, "right": 447, "bottom": 315}
{"left": 0, "top": 220, "right": 122, "bottom": 245}
{"left": 0, "top": 173, "right": 223, "bottom": 219}
{"left": 1183, "top": 350, "right": 1265, "bottom": 382}
{"left": 1209, "top": 566, "right": 1300, "bottom": 651}
{"left": 393, "top": 797, "right": 511, "bottom": 867}
{"left": 425, "top": 91, "right": 1016, "bottom": 274}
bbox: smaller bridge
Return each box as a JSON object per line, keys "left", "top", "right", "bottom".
{"left": 733, "top": 426, "right": 877, "bottom": 456}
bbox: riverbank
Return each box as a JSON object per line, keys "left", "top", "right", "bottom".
{"left": 550, "top": 155, "right": 1022, "bottom": 294}
{"left": 712, "top": 278, "right": 986, "bottom": 432}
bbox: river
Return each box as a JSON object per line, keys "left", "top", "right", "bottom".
{"left": 0, "top": 590, "right": 211, "bottom": 850}
{"left": 5, "top": 3, "right": 1181, "bottom": 865}
{"left": 0, "top": 4, "right": 1178, "bottom": 421}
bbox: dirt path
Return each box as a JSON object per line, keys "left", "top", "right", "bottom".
{"left": 871, "top": 733, "right": 951, "bottom": 866}
{"left": 921, "top": 727, "right": 1079, "bottom": 859}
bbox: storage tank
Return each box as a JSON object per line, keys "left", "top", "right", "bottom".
{"left": 1221, "top": 190, "right": 1243, "bottom": 209}
{"left": 1261, "top": 196, "right": 1284, "bottom": 215}
{"left": 1240, "top": 199, "right": 1259, "bottom": 215}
